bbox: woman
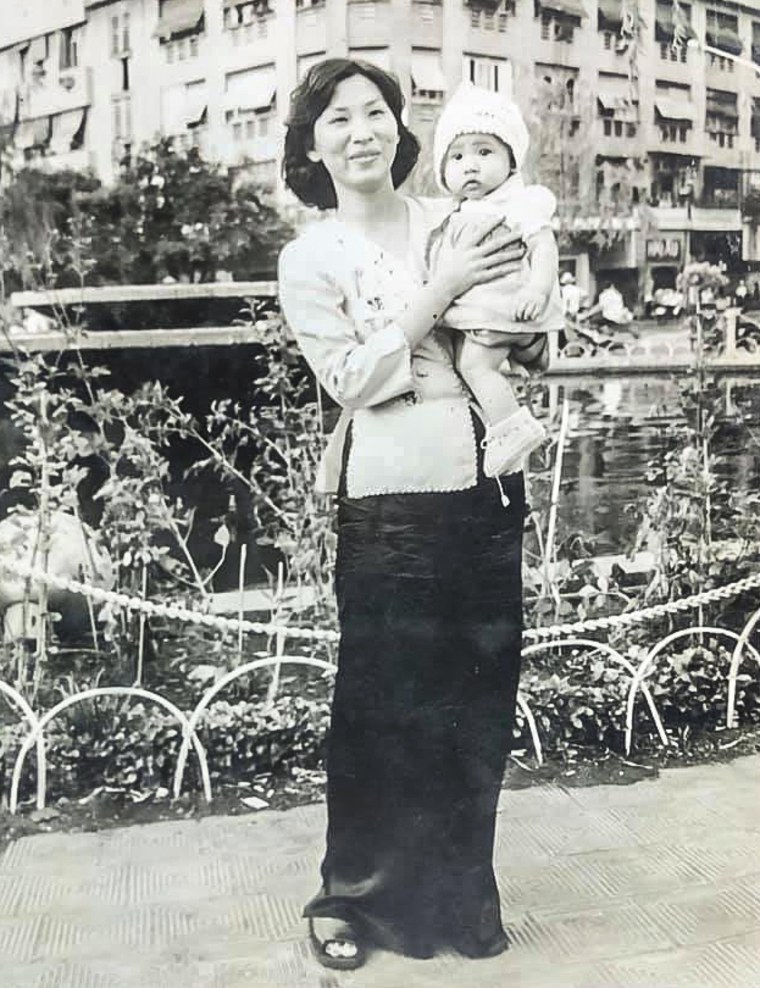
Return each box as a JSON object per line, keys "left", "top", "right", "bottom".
{"left": 278, "top": 58, "right": 527, "bottom": 970}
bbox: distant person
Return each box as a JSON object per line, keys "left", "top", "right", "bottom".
{"left": 734, "top": 278, "right": 748, "bottom": 309}
{"left": 598, "top": 283, "right": 633, "bottom": 325}
{"left": 560, "top": 271, "right": 584, "bottom": 321}
{"left": 428, "top": 82, "right": 563, "bottom": 484}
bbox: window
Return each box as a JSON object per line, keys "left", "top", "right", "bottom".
{"left": 164, "top": 35, "right": 200, "bottom": 62}
{"left": 753, "top": 22, "right": 760, "bottom": 67}
{"left": 112, "top": 96, "right": 132, "bottom": 140}
{"left": 709, "top": 53, "right": 734, "bottom": 72}
{"left": 705, "top": 89, "right": 738, "bottom": 148}
{"left": 463, "top": 55, "right": 509, "bottom": 92}
{"left": 111, "top": 10, "right": 130, "bottom": 55}
{"left": 659, "top": 122, "right": 690, "bottom": 142}
{"left": 705, "top": 8, "right": 741, "bottom": 56}
{"left": 412, "top": 52, "right": 447, "bottom": 102}
{"left": 598, "top": 79, "right": 638, "bottom": 140}
{"left": 753, "top": 96, "right": 760, "bottom": 151}
{"left": 224, "top": 1, "right": 273, "bottom": 29}
{"left": 122, "top": 57, "right": 130, "bottom": 92}
{"left": 655, "top": 0, "right": 691, "bottom": 47}
{"left": 659, "top": 41, "right": 688, "bottom": 62}
{"left": 654, "top": 82, "right": 693, "bottom": 143}
{"left": 470, "top": 0, "right": 516, "bottom": 30}
{"left": 540, "top": 12, "right": 575, "bottom": 43}
{"left": 28, "top": 35, "right": 49, "bottom": 77}
{"left": 59, "top": 27, "right": 79, "bottom": 70}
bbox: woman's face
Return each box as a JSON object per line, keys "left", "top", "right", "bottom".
{"left": 307, "top": 74, "right": 400, "bottom": 199}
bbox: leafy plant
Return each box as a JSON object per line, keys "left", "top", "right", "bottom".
{"left": 0, "top": 141, "right": 294, "bottom": 293}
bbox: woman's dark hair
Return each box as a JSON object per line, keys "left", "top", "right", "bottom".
{"left": 282, "top": 58, "right": 420, "bottom": 210}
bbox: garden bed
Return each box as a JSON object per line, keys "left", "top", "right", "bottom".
{"left": 3, "top": 722, "right": 760, "bottom": 859}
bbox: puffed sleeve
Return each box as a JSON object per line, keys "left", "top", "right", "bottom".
{"left": 509, "top": 184, "right": 557, "bottom": 241}
{"left": 278, "top": 236, "right": 415, "bottom": 411}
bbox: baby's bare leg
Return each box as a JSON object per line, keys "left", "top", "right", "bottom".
{"left": 457, "top": 335, "right": 519, "bottom": 425}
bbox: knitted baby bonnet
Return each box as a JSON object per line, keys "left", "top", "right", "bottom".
{"left": 433, "top": 81, "right": 530, "bottom": 191}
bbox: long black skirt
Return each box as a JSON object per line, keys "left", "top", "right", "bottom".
{"left": 304, "top": 447, "right": 525, "bottom": 959}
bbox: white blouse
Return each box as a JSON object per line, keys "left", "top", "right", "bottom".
{"left": 277, "top": 195, "right": 481, "bottom": 498}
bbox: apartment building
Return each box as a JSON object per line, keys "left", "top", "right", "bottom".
{"left": 2, "top": 0, "right": 760, "bottom": 302}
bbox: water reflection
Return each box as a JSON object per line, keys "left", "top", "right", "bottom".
{"left": 539, "top": 376, "right": 760, "bottom": 555}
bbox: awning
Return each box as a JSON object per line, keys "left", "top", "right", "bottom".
{"left": 161, "top": 85, "right": 189, "bottom": 133}
{"left": 539, "top": 0, "right": 586, "bottom": 19}
{"left": 29, "top": 36, "right": 48, "bottom": 64}
{"left": 597, "top": 0, "right": 622, "bottom": 30}
{"left": 655, "top": 97, "right": 695, "bottom": 121}
{"left": 411, "top": 52, "right": 447, "bottom": 93}
{"left": 654, "top": 1, "right": 691, "bottom": 42}
{"left": 224, "top": 66, "right": 276, "bottom": 111}
{"left": 49, "top": 108, "right": 86, "bottom": 154}
{"left": 706, "top": 91, "right": 738, "bottom": 117}
{"left": 14, "top": 117, "right": 50, "bottom": 150}
{"left": 185, "top": 83, "right": 208, "bottom": 127}
{"left": 706, "top": 28, "right": 742, "bottom": 56}
{"left": 597, "top": 94, "right": 638, "bottom": 120}
{"left": 154, "top": 0, "right": 204, "bottom": 40}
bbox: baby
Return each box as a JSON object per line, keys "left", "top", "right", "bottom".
{"left": 429, "top": 82, "right": 564, "bottom": 481}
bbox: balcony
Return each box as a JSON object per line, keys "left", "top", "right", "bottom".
{"left": 691, "top": 204, "right": 742, "bottom": 230}
{"left": 648, "top": 203, "right": 742, "bottom": 233}
{"left": 224, "top": 14, "right": 275, "bottom": 54}
{"left": 22, "top": 64, "right": 92, "bottom": 119}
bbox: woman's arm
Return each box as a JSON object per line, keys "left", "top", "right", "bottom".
{"left": 279, "top": 226, "right": 524, "bottom": 410}
{"left": 279, "top": 240, "right": 416, "bottom": 411}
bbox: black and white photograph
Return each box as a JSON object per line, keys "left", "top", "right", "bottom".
{"left": 1, "top": 0, "right": 760, "bottom": 985}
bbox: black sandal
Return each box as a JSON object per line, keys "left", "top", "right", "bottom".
{"left": 308, "top": 917, "right": 367, "bottom": 971}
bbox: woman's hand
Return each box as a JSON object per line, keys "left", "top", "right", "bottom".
{"left": 431, "top": 219, "right": 526, "bottom": 305}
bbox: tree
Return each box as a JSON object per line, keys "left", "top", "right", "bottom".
{"left": 526, "top": 75, "right": 646, "bottom": 255}
{"left": 0, "top": 140, "right": 294, "bottom": 291}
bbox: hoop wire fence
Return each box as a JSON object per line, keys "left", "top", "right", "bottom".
{"left": 1, "top": 558, "right": 759, "bottom": 813}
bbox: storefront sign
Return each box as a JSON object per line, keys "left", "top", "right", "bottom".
{"left": 646, "top": 238, "right": 682, "bottom": 261}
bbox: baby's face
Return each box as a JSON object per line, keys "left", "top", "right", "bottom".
{"left": 443, "top": 133, "right": 513, "bottom": 199}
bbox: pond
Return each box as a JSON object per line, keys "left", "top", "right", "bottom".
{"left": 539, "top": 374, "right": 760, "bottom": 556}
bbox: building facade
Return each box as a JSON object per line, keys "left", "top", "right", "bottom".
{"left": 2, "top": 0, "right": 760, "bottom": 304}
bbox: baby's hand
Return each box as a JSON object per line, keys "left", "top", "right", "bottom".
{"left": 513, "top": 289, "right": 548, "bottom": 322}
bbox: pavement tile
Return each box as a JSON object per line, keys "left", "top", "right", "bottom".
{"left": 556, "top": 843, "right": 710, "bottom": 899}
{"left": 513, "top": 901, "right": 675, "bottom": 964}
{"left": 604, "top": 802, "right": 724, "bottom": 845}
{"left": 497, "top": 784, "right": 579, "bottom": 819}
{"left": 694, "top": 784, "right": 760, "bottom": 830}
{"left": 602, "top": 937, "right": 760, "bottom": 988}
{"left": 669, "top": 835, "right": 760, "bottom": 884}
{"left": 522, "top": 808, "right": 641, "bottom": 856}
{"left": 564, "top": 778, "right": 667, "bottom": 809}
{"left": 642, "top": 879, "right": 760, "bottom": 946}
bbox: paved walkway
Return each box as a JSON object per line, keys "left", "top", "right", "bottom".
{"left": 1, "top": 755, "right": 759, "bottom": 987}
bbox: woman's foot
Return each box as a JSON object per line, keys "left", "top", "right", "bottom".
{"left": 308, "top": 917, "right": 368, "bottom": 971}
{"left": 452, "top": 928, "right": 510, "bottom": 959}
